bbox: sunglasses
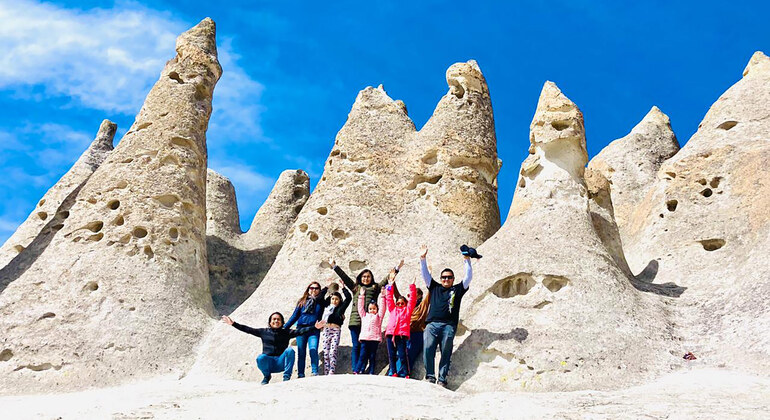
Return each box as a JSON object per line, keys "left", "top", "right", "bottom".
{"left": 440, "top": 276, "right": 454, "bottom": 280}
{"left": 308, "top": 286, "right": 320, "bottom": 290}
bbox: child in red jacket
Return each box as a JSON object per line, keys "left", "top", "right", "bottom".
{"left": 384, "top": 278, "right": 417, "bottom": 378}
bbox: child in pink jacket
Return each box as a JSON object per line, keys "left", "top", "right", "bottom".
{"left": 385, "top": 278, "right": 417, "bottom": 378}
{"left": 354, "top": 286, "right": 386, "bottom": 374}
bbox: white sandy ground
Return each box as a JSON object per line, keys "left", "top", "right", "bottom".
{"left": 2, "top": 367, "right": 769, "bottom": 420}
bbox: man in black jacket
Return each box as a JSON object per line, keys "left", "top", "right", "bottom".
{"left": 222, "top": 313, "right": 322, "bottom": 384}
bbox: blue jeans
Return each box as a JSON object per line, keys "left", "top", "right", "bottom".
{"left": 387, "top": 335, "right": 409, "bottom": 377}
{"left": 256, "top": 348, "right": 295, "bottom": 383}
{"left": 407, "top": 332, "right": 424, "bottom": 374}
{"left": 349, "top": 325, "right": 361, "bottom": 371}
{"left": 423, "top": 322, "right": 456, "bottom": 383}
{"left": 294, "top": 329, "right": 320, "bottom": 377}
{"left": 355, "top": 340, "right": 379, "bottom": 374}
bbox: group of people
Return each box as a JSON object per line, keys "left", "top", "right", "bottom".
{"left": 221, "top": 244, "right": 480, "bottom": 387}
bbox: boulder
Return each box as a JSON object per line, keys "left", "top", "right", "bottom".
{"left": 0, "top": 18, "right": 221, "bottom": 394}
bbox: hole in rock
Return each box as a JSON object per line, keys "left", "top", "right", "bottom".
{"left": 135, "top": 122, "right": 152, "bottom": 131}
{"left": 37, "top": 212, "right": 48, "bottom": 221}
{"left": 84, "top": 281, "right": 99, "bottom": 292}
{"left": 710, "top": 177, "right": 721, "bottom": 188}
{"left": 86, "top": 221, "right": 104, "bottom": 233}
{"left": 37, "top": 312, "right": 55, "bottom": 320}
{"left": 154, "top": 195, "right": 179, "bottom": 208}
{"left": 87, "top": 233, "right": 104, "bottom": 242}
{"left": 128, "top": 307, "right": 136, "bottom": 311}
{"left": 170, "top": 137, "right": 195, "bottom": 151}
{"left": 294, "top": 204, "right": 303, "bottom": 215}
{"left": 330, "top": 149, "right": 340, "bottom": 157}
{"left": 298, "top": 223, "right": 308, "bottom": 233}
{"left": 659, "top": 214, "right": 664, "bottom": 218}
{"left": 533, "top": 301, "right": 551, "bottom": 309}
{"left": 518, "top": 178, "right": 526, "bottom": 188}
{"left": 419, "top": 188, "right": 426, "bottom": 196}
{"left": 51, "top": 224, "right": 64, "bottom": 232}
{"left": 666, "top": 200, "right": 678, "bottom": 212}
{"left": 700, "top": 188, "right": 713, "bottom": 197}
{"left": 699, "top": 238, "right": 725, "bottom": 251}
{"left": 13, "top": 245, "right": 25, "bottom": 253}
{"left": 349, "top": 260, "right": 367, "bottom": 272}
{"left": 143, "top": 245, "right": 154, "bottom": 259}
{"left": 339, "top": 152, "right": 347, "bottom": 159}
{"left": 116, "top": 180, "right": 128, "bottom": 189}
{"left": 293, "top": 188, "right": 306, "bottom": 200}
{"left": 490, "top": 273, "right": 536, "bottom": 298}
{"left": 132, "top": 227, "right": 148, "bottom": 238}
{"left": 0, "top": 349, "right": 13, "bottom": 361}
{"left": 331, "top": 229, "right": 347, "bottom": 239}
{"left": 168, "top": 71, "right": 184, "bottom": 83}
{"left": 422, "top": 151, "right": 438, "bottom": 165}
{"left": 542, "top": 275, "right": 569, "bottom": 292}
{"left": 354, "top": 167, "right": 366, "bottom": 173}
{"left": 665, "top": 172, "right": 677, "bottom": 179}
{"left": 38, "top": 199, "right": 46, "bottom": 207}
{"left": 160, "top": 155, "right": 180, "bottom": 166}
{"left": 122, "top": 158, "right": 134, "bottom": 164}
{"left": 717, "top": 121, "right": 738, "bottom": 130}
{"left": 169, "top": 227, "right": 179, "bottom": 241}
{"left": 87, "top": 198, "right": 97, "bottom": 204}
{"left": 697, "top": 179, "right": 707, "bottom": 185}
{"left": 317, "top": 207, "right": 328, "bottom": 215}
{"left": 308, "top": 231, "right": 319, "bottom": 241}
{"left": 57, "top": 210, "right": 70, "bottom": 219}
{"left": 551, "top": 120, "right": 571, "bottom": 131}
{"left": 113, "top": 215, "right": 125, "bottom": 226}
{"left": 106, "top": 200, "right": 120, "bottom": 210}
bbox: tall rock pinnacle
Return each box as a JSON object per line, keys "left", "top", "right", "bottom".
{"left": 206, "top": 169, "right": 310, "bottom": 314}
{"left": 0, "top": 120, "right": 116, "bottom": 272}
{"left": 588, "top": 106, "right": 679, "bottom": 242}
{"left": 191, "top": 60, "right": 502, "bottom": 381}
{"left": 453, "top": 82, "right": 673, "bottom": 393}
{"left": 0, "top": 18, "right": 221, "bottom": 394}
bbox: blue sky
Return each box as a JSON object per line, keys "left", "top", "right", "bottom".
{"left": 0, "top": 0, "right": 767, "bottom": 243}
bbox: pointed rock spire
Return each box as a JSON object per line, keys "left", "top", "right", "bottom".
{"left": 587, "top": 106, "right": 679, "bottom": 240}
{"left": 742, "top": 51, "right": 769, "bottom": 77}
{"left": 206, "top": 169, "right": 241, "bottom": 239}
{"left": 0, "top": 119, "right": 116, "bottom": 271}
{"left": 242, "top": 169, "right": 310, "bottom": 248}
{"left": 0, "top": 18, "right": 222, "bottom": 393}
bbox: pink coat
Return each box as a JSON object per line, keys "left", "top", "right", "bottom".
{"left": 385, "top": 283, "right": 416, "bottom": 338}
{"left": 357, "top": 290, "right": 386, "bottom": 342}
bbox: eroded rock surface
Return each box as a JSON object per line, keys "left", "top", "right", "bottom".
{"left": 0, "top": 18, "right": 221, "bottom": 394}
{"left": 454, "top": 82, "right": 675, "bottom": 393}
{"left": 588, "top": 106, "right": 680, "bottom": 243}
{"left": 207, "top": 169, "right": 310, "bottom": 314}
{"left": 192, "top": 60, "right": 503, "bottom": 380}
{"left": 0, "top": 120, "right": 116, "bottom": 272}
{"left": 623, "top": 51, "right": 770, "bottom": 374}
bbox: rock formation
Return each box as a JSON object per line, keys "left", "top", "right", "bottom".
{"left": 0, "top": 18, "right": 221, "bottom": 394}
{"left": 192, "top": 60, "right": 503, "bottom": 380}
{"left": 453, "top": 82, "right": 675, "bottom": 392}
{"left": 0, "top": 120, "right": 116, "bottom": 272}
{"left": 587, "top": 106, "right": 680, "bottom": 243}
{"left": 206, "top": 169, "right": 310, "bottom": 314}
{"left": 622, "top": 51, "right": 770, "bottom": 373}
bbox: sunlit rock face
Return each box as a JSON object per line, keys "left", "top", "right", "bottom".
{"left": 192, "top": 60, "right": 503, "bottom": 381}
{"left": 0, "top": 18, "right": 221, "bottom": 394}
{"left": 622, "top": 51, "right": 770, "bottom": 374}
{"left": 206, "top": 168, "right": 310, "bottom": 314}
{"left": 454, "top": 82, "right": 675, "bottom": 393}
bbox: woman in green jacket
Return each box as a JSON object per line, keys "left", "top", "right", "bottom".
{"left": 328, "top": 257, "right": 403, "bottom": 372}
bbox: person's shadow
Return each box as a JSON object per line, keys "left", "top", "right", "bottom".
{"left": 445, "top": 326, "right": 529, "bottom": 391}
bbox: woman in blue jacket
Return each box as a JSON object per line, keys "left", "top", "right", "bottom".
{"left": 284, "top": 281, "right": 326, "bottom": 377}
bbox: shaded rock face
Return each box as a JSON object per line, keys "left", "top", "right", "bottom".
{"left": 453, "top": 82, "right": 675, "bottom": 393}
{"left": 623, "top": 51, "right": 770, "bottom": 373}
{"left": 0, "top": 120, "right": 116, "bottom": 273}
{"left": 193, "top": 60, "right": 502, "bottom": 380}
{"left": 588, "top": 106, "right": 680, "bottom": 243}
{"left": 0, "top": 18, "right": 221, "bottom": 394}
{"left": 206, "top": 169, "right": 310, "bottom": 314}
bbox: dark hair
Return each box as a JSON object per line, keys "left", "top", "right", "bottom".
{"left": 297, "top": 281, "right": 321, "bottom": 308}
{"left": 441, "top": 268, "right": 455, "bottom": 278}
{"left": 416, "top": 288, "right": 424, "bottom": 297}
{"left": 355, "top": 269, "right": 375, "bottom": 287}
{"left": 330, "top": 292, "right": 343, "bottom": 302}
{"left": 367, "top": 300, "right": 379, "bottom": 311}
{"left": 396, "top": 296, "right": 408, "bottom": 305}
{"left": 268, "top": 312, "right": 285, "bottom": 326}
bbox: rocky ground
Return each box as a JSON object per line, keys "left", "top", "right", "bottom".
{"left": 3, "top": 367, "right": 768, "bottom": 419}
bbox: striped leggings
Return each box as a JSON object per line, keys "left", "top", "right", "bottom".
{"left": 322, "top": 326, "right": 341, "bottom": 375}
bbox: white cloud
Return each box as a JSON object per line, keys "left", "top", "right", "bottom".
{"left": 0, "top": 1, "right": 267, "bottom": 147}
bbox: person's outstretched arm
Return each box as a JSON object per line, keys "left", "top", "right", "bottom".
{"left": 284, "top": 305, "right": 301, "bottom": 329}
{"left": 461, "top": 256, "right": 473, "bottom": 289}
{"left": 419, "top": 245, "right": 432, "bottom": 288}
{"left": 377, "top": 291, "right": 386, "bottom": 318}
{"left": 340, "top": 286, "right": 353, "bottom": 311}
{"left": 328, "top": 258, "right": 357, "bottom": 291}
{"left": 357, "top": 289, "right": 366, "bottom": 319}
{"left": 222, "top": 316, "right": 263, "bottom": 338}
